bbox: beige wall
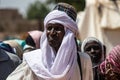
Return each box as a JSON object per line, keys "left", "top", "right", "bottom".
{"left": 0, "top": 9, "right": 42, "bottom": 40}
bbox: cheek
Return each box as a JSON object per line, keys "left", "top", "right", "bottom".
{"left": 96, "top": 50, "right": 102, "bottom": 54}
{"left": 58, "top": 32, "right": 64, "bottom": 40}
{"left": 46, "top": 31, "right": 50, "bottom": 37}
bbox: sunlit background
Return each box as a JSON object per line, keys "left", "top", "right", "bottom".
{"left": 0, "top": 0, "right": 85, "bottom": 40}
{"left": 0, "top": 0, "right": 47, "bottom": 17}
{"left": 0, "top": 0, "right": 120, "bottom": 54}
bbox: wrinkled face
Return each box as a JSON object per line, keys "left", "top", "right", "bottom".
{"left": 46, "top": 23, "right": 65, "bottom": 51}
{"left": 84, "top": 41, "right": 102, "bottom": 63}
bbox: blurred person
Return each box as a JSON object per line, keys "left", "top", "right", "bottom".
{"left": 6, "top": 2, "right": 93, "bottom": 80}
{"left": 99, "top": 45, "right": 120, "bottom": 80}
{"left": 81, "top": 37, "right": 105, "bottom": 80}
{"left": 3, "top": 39, "right": 26, "bottom": 60}
{"left": 0, "top": 48, "right": 21, "bottom": 80}
{"left": 23, "top": 30, "right": 43, "bottom": 53}
{"left": 0, "top": 41, "right": 15, "bottom": 54}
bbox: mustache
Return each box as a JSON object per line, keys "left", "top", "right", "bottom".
{"left": 48, "top": 35, "right": 58, "bottom": 41}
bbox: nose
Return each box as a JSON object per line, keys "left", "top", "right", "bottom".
{"left": 51, "top": 28, "right": 54, "bottom": 33}
{"left": 91, "top": 48, "right": 95, "bottom": 53}
{"left": 50, "top": 28, "right": 56, "bottom": 35}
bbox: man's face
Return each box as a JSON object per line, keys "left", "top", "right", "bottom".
{"left": 84, "top": 41, "right": 102, "bottom": 63}
{"left": 46, "top": 23, "right": 65, "bottom": 49}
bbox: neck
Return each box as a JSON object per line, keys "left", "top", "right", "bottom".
{"left": 52, "top": 47, "right": 59, "bottom": 56}
{"left": 92, "top": 60, "right": 102, "bottom": 67}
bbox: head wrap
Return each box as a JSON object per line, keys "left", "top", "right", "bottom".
{"left": 81, "top": 37, "right": 104, "bottom": 64}
{"left": 44, "top": 10, "right": 78, "bottom": 37}
{"left": 28, "top": 30, "right": 43, "bottom": 49}
{"left": 53, "top": 2, "right": 77, "bottom": 21}
{"left": 81, "top": 37, "right": 103, "bottom": 52}
{"left": 100, "top": 45, "right": 120, "bottom": 76}
{"left": 24, "top": 10, "right": 79, "bottom": 80}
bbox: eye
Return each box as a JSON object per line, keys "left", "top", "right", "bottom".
{"left": 47, "top": 26, "right": 52, "bottom": 31}
{"left": 85, "top": 47, "right": 91, "bottom": 51}
{"left": 55, "top": 27, "right": 63, "bottom": 31}
{"left": 93, "top": 46, "right": 100, "bottom": 50}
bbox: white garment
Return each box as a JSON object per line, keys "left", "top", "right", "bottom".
{"left": 6, "top": 51, "right": 93, "bottom": 80}
{"left": 24, "top": 10, "right": 79, "bottom": 80}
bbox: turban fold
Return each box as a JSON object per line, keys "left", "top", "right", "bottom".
{"left": 44, "top": 10, "right": 78, "bottom": 37}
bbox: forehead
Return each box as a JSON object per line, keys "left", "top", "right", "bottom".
{"left": 47, "top": 23, "right": 64, "bottom": 27}
{"left": 85, "top": 41, "right": 101, "bottom": 47}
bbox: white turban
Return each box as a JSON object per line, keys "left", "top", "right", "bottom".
{"left": 44, "top": 10, "right": 78, "bottom": 37}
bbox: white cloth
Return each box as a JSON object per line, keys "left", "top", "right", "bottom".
{"left": 6, "top": 51, "right": 93, "bottom": 80}
{"left": 77, "top": 0, "right": 120, "bottom": 54}
{"left": 24, "top": 10, "right": 79, "bottom": 80}
{"left": 44, "top": 10, "right": 79, "bottom": 37}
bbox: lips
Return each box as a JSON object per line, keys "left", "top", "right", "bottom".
{"left": 48, "top": 35, "right": 58, "bottom": 42}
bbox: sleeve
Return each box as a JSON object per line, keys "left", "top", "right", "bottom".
{"left": 79, "top": 52, "right": 93, "bottom": 80}
{"left": 6, "top": 61, "right": 38, "bottom": 80}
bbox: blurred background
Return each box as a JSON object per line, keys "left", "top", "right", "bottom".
{"left": 0, "top": 0, "right": 85, "bottom": 40}
{"left": 0, "top": 0, "right": 120, "bottom": 54}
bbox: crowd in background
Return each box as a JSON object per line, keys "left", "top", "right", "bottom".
{"left": 0, "top": 30, "right": 43, "bottom": 80}
{"left": 1, "top": 29, "right": 120, "bottom": 80}
{"left": 0, "top": 2, "right": 120, "bottom": 80}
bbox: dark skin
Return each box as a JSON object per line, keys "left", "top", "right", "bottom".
{"left": 46, "top": 23, "right": 65, "bottom": 55}
{"left": 84, "top": 41, "right": 102, "bottom": 64}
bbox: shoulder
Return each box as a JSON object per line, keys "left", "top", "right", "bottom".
{"left": 6, "top": 61, "right": 37, "bottom": 80}
{"left": 6, "top": 50, "right": 21, "bottom": 64}
{"left": 23, "top": 49, "right": 42, "bottom": 62}
{"left": 0, "top": 48, "right": 21, "bottom": 65}
{"left": 78, "top": 51, "right": 92, "bottom": 66}
{"left": 23, "top": 49, "right": 42, "bottom": 58}
{"left": 78, "top": 51, "right": 91, "bottom": 60}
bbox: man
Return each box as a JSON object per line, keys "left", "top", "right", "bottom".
{"left": 7, "top": 3, "right": 93, "bottom": 80}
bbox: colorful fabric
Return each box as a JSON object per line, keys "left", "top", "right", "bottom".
{"left": 100, "top": 45, "right": 120, "bottom": 74}
{"left": 3, "top": 40, "right": 24, "bottom": 59}
{"left": 14, "top": 39, "right": 26, "bottom": 49}
{"left": 0, "top": 42, "right": 15, "bottom": 53}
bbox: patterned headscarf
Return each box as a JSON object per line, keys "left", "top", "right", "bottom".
{"left": 100, "top": 45, "right": 120, "bottom": 79}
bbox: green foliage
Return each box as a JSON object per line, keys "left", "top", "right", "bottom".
{"left": 27, "top": 0, "right": 85, "bottom": 20}
{"left": 27, "top": 1, "right": 50, "bottom": 20}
